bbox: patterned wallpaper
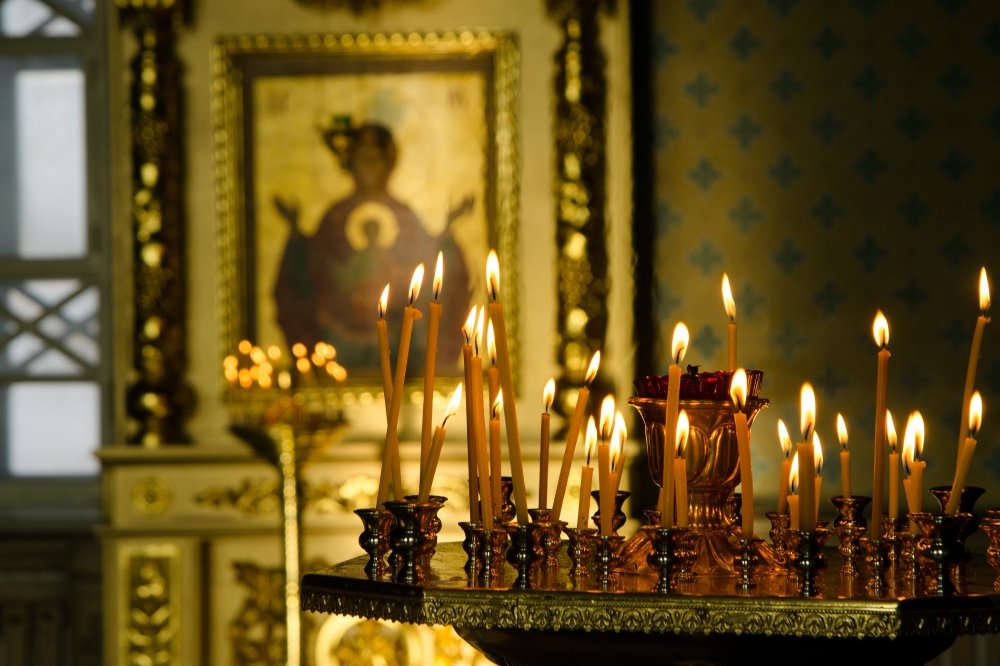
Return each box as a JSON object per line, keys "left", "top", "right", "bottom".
{"left": 646, "top": 0, "right": 1000, "bottom": 514}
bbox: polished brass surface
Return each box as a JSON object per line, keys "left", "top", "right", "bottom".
{"left": 118, "top": 0, "right": 193, "bottom": 447}
{"left": 127, "top": 554, "right": 177, "bottom": 665}
{"left": 131, "top": 475, "right": 173, "bottom": 515}
{"left": 303, "top": 542, "right": 1000, "bottom": 640}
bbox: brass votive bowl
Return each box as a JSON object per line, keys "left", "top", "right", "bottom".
{"left": 355, "top": 507, "right": 394, "bottom": 579}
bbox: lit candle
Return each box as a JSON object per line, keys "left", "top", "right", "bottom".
{"left": 777, "top": 419, "right": 792, "bottom": 514}
{"left": 956, "top": 269, "right": 990, "bottom": 471}
{"left": 539, "top": 378, "right": 555, "bottom": 510}
{"left": 730, "top": 368, "right": 754, "bottom": 538}
{"left": 797, "top": 383, "right": 817, "bottom": 532}
{"left": 674, "top": 410, "right": 690, "bottom": 528}
{"left": 420, "top": 253, "right": 444, "bottom": 485}
{"left": 947, "top": 392, "right": 983, "bottom": 514}
{"left": 612, "top": 410, "right": 628, "bottom": 494}
{"left": 490, "top": 390, "right": 503, "bottom": 522}
{"left": 871, "top": 310, "right": 891, "bottom": 540}
{"left": 376, "top": 284, "right": 393, "bottom": 414}
{"left": 837, "top": 413, "right": 851, "bottom": 498}
{"left": 486, "top": 317, "right": 499, "bottom": 407}
{"left": 812, "top": 432, "right": 824, "bottom": 525}
{"left": 788, "top": 453, "right": 800, "bottom": 531}
{"left": 469, "top": 308, "right": 493, "bottom": 529}
{"left": 886, "top": 410, "right": 899, "bottom": 522}
{"left": 551, "top": 351, "right": 601, "bottom": 518}
{"left": 376, "top": 264, "right": 424, "bottom": 507}
{"left": 485, "top": 250, "right": 529, "bottom": 524}
{"left": 472, "top": 311, "right": 496, "bottom": 519}
{"left": 659, "top": 323, "right": 689, "bottom": 525}
{"left": 901, "top": 411, "right": 925, "bottom": 533}
{"left": 597, "top": 397, "right": 616, "bottom": 497}
{"left": 418, "top": 383, "right": 463, "bottom": 502}
{"left": 577, "top": 418, "right": 597, "bottom": 529}
{"left": 596, "top": 414, "right": 613, "bottom": 536}
{"left": 722, "top": 273, "right": 737, "bottom": 371}
{"left": 460, "top": 307, "right": 482, "bottom": 524}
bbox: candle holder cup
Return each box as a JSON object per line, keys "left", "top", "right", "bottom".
{"left": 646, "top": 525, "right": 689, "bottom": 594}
{"left": 765, "top": 511, "right": 791, "bottom": 567}
{"left": 861, "top": 536, "right": 893, "bottom": 597}
{"left": 733, "top": 536, "right": 764, "bottom": 591}
{"left": 384, "top": 499, "right": 423, "bottom": 584}
{"left": 591, "top": 489, "right": 630, "bottom": 536}
{"left": 881, "top": 515, "right": 909, "bottom": 563}
{"left": 930, "top": 486, "right": 985, "bottom": 561}
{"left": 459, "top": 521, "right": 480, "bottom": 576}
{"left": 563, "top": 526, "right": 597, "bottom": 579}
{"left": 505, "top": 522, "right": 543, "bottom": 589}
{"left": 405, "top": 494, "right": 447, "bottom": 573}
{"left": 725, "top": 492, "right": 743, "bottom": 537}
{"left": 497, "top": 476, "right": 516, "bottom": 524}
{"left": 788, "top": 529, "right": 826, "bottom": 597}
{"left": 474, "top": 525, "right": 509, "bottom": 586}
{"left": 355, "top": 507, "right": 394, "bottom": 579}
{"left": 594, "top": 533, "right": 625, "bottom": 590}
{"left": 831, "top": 496, "right": 870, "bottom": 577}
{"left": 529, "top": 508, "right": 564, "bottom": 570}
{"left": 912, "top": 511, "right": 973, "bottom": 596}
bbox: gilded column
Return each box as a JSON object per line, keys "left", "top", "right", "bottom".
{"left": 547, "top": 0, "right": 615, "bottom": 418}
{"left": 118, "top": 0, "right": 192, "bottom": 446}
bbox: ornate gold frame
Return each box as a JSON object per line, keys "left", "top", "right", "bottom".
{"left": 212, "top": 31, "right": 521, "bottom": 401}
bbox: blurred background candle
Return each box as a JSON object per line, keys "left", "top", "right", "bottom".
{"left": 871, "top": 311, "right": 891, "bottom": 540}
{"left": 723, "top": 273, "right": 737, "bottom": 371}
{"left": 777, "top": 419, "right": 792, "bottom": 514}
{"left": 947, "top": 392, "right": 983, "bottom": 514}
{"left": 552, "top": 351, "right": 600, "bottom": 518}
{"left": 674, "top": 410, "right": 690, "bottom": 528}
{"left": 886, "top": 411, "right": 899, "bottom": 521}
{"left": 577, "top": 419, "right": 597, "bottom": 530}
{"left": 956, "top": 269, "right": 990, "bottom": 469}
{"left": 837, "top": 413, "right": 851, "bottom": 498}
{"left": 902, "top": 411, "right": 926, "bottom": 533}
{"left": 730, "top": 368, "right": 753, "bottom": 538}
{"left": 659, "top": 323, "right": 688, "bottom": 525}
{"left": 539, "top": 378, "right": 555, "bottom": 510}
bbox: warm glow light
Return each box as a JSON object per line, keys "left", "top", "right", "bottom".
{"left": 886, "top": 410, "right": 897, "bottom": 454}
{"left": 789, "top": 452, "right": 799, "bottom": 494}
{"left": 292, "top": 342, "right": 307, "bottom": 358}
{"left": 836, "top": 413, "right": 848, "bottom": 451}
{"left": 980, "top": 267, "right": 991, "bottom": 313}
{"left": 408, "top": 264, "right": 425, "bottom": 305}
{"left": 250, "top": 346, "right": 266, "bottom": 364}
{"left": 722, "top": 273, "right": 736, "bottom": 321}
{"left": 238, "top": 339, "right": 252, "bottom": 355}
{"left": 671, "top": 322, "right": 690, "bottom": 364}
{"left": 433, "top": 251, "right": 444, "bottom": 301}
{"left": 872, "top": 310, "right": 889, "bottom": 349}
{"left": 676, "top": 409, "right": 690, "bottom": 457}
{"left": 543, "top": 378, "right": 556, "bottom": 413}
{"left": 610, "top": 424, "right": 623, "bottom": 472}
{"left": 599, "top": 395, "right": 616, "bottom": 441}
{"left": 442, "top": 382, "right": 463, "bottom": 426}
{"left": 902, "top": 411, "right": 925, "bottom": 474}
{"left": 800, "top": 383, "right": 816, "bottom": 442}
{"left": 486, "top": 319, "right": 497, "bottom": 366}
{"left": 462, "top": 306, "right": 477, "bottom": 345}
{"left": 970, "top": 391, "right": 983, "bottom": 436}
{"left": 224, "top": 365, "right": 238, "bottom": 383}
{"left": 278, "top": 371, "right": 291, "bottom": 390}
{"left": 475, "top": 307, "right": 486, "bottom": 356}
{"left": 224, "top": 354, "right": 238, "bottom": 368}
{"left": 778, "top": 419, "right": 792, "bottom": 458}
{"left": 486, "top": 249, "right": 500, "bottom": 300}
{"left": 267, "top": 345, "right": 282, "bottom": 360}
{"left": 614, "top": 410, "right": 627, "bottom": 449}
{"left": 729, "top": 367, "right": 748, "bottom": 410}
{"left": 813, "top": 432, "right": 824, "bottom": 477}
{"left": 379, "top": 284, "right": 390, "bottom": 319}
{"left": 585, "top": 416, "right": 598, "bottom": 466}
{"left": 585, "top": 351, "right": 601, "bottom": 385}
{"left": 492, "top": 389, "right": 504, "bottom": 419}
{"left": 296, "top": 357, "right": 310, "bottom": 374}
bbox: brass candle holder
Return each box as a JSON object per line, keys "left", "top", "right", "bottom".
{"left": 459, "top": 521, "right": 480, "bottom": 576}
{"left": 981, "top": 509, "right": 1000, "bottom": 590}
{"left": 355, "top": 507, "right": 394, "bottom": 579}
{"left": 474, "top": 525, "right": 509, "bottom": 586}
{"left": 645, "top": 525, "right": 689, "bottom": 593}
{"left": 831, "top": 495, "right": 869, "bottom": 576}
{"left": 930, "top": 485, "right": 985, "bottom": 561}
{"left": 789, "top": 529, "right": 827, "bottom": 597}
{"left": 563, "top": 526, "right": 597, "bottom": 579}
{"left": 912, "top": 511, "right": 973, "bottom": 596}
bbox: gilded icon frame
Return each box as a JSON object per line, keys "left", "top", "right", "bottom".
{"left": 213, "top": 31, "right": 520, "bottom": 401}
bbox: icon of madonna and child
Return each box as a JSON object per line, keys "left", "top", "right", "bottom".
{"left": 270, "top": 117, "right": 476, "bottom": 378}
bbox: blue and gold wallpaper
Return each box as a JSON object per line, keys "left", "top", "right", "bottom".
{"left": 645, "top": 0, "right": 1000, "bottom": 512}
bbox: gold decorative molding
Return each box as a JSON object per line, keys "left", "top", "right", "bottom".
{"left": 131, "top": 475, "right": 173, "bottom": 515}
{"left": 118, "top": 0, "right": 193, "bottom": 446}
{"left": 546, "top": 0, "right": 617, "bottom": 418}
{"left": 127, "top": 554, "right": 177, "bottom": 665}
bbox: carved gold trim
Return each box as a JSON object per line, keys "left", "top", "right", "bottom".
{"left": 212, "top": 30, "right": 521, "bottom": 400}
{"left": 126, "top": 552, "right": 178, "bottom": 665}
{"left": 131, "top": 475, "right": 173, "bottom": 515}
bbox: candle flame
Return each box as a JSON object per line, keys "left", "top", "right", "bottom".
{"left": 615, "top": 410, "right": 627, "bottom": 448}
{"left": 800, "top": 382, "right": 816, "bottom": 442}
{"left": 813, "top": 432, "right": 824, "bottom": 477}
{"left": 902, "top": 410, "right": 925, "bottom": 474}
{"left": 722, "top": 273, "right": 736, "bottom": 321}
{"left": 408, "top": 264, "right": 425, "bottom": 305}
{"left": 886, "top": 410, "right": 897, "bottom": 454}
{"left": 778, "top": 419, "right": 792, "bottom": 458}
{"left": 610, "top": 420, "right": 624, "bottom": 473}
{"left": 442, "top": 382, "right": 463, "bottom": 426}
{"left": 970, "top": 391, "right": 983, "bottom": 436}
{"left": 789, "top": 452, "right": 799, "bottom": 494}
{"left": 599, "top": 394, "right": 616, "bottom": 442}
{"left": 729, "top": 367, "right": 748, "bottom": 410}
{"left": 486, "top": 319, "right": 496, "bottom": 365}
{"left": 433, "top": 252, "right": 444, "bottom": 301}
{"left": 872, "top": 310, "right": 889, "bottom": 349}
{"left": 980, "top": 267, "right": 991, "bottom": 313}
{"left": 671, "top": 322, "right": 689, "bottom": 364}
{"left": 836, "top": 413, "right": 848, "bottom": 451}
{"left": 486, "top": 249, "right": 500, "bottom": 301}
{"left": 543, "top": 378, "right": 555, "bottom": 413}
{"left": 676, "top": 409, "right": 690, "bottom": 457}
{"left": 475, "top": 307, "right": 486, "bottom": 357}
{"left": 492, "top": 389, "right": 504, "bottom": 420}
{"left": 585, "top": 416, "right": 597, "bottom": 466}
{"left": 379, "top": 284, "right": 389, "bottom": 319}
{"left": 462, "top": 306, "right": 477, "bottom": 345}
{"left": 585, "top": 350, "right": 601, "bottom": 384}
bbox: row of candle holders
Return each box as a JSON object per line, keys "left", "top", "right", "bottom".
{"left": 353, "top": 482, "right": 1000, "bottom": 597}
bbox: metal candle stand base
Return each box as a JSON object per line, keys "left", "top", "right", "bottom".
{"left": 355, "top": 507, "right": 394, "bottom": 579}
{"left": 646, "top": 526, "right": 689, "bottom": 594}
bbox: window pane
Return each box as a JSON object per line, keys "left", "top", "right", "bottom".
{"left": 14, "top": 66, "right": 87, "bottom": 257}
{"left": 1, "top": 0, "right": 91, "bottom": 38}
{"left": 7, "top": 381, "right": 99, "bottom": 475}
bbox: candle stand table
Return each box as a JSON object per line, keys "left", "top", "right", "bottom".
{"left": 302, "top": 542, "right": 1000, "bottom": 666}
